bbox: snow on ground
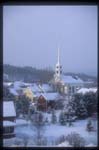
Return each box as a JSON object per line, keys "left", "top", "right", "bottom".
{"left": 3, "top": 112, "right": 97, "bottom": 147}
{"left": 14, "top": 119, "right": 97, "bottom": 146}
{"left": 58, "top": 141, "right": 71, "bottom": 147}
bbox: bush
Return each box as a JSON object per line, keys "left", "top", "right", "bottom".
{"left": 66, "top": 132, "right": 86, "bottom": 147}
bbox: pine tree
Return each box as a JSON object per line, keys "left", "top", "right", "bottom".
{"left": 76, "top": 99, "right": 87, "bottom": 119}
{"left": 73, "top": 94, "right": 87, "bottom": 119}
{"left": 86, "top": 119, "right": 93, "bottom": 132}
{"left": 83, "top": 92, "right": 97, "bottom": 117}
{"left": 59, "top": 111, "right": 66, "bottom": 125}
{"left": 64, "top": 98, "right": 77, "bottom": 126}
{"left": 51, "top": 110, "right": 57, "bottom": 124}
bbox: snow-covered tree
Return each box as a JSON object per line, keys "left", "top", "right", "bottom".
{"left": 63, "top": 98, "right": 77, "bottom": 126}
{"left": 51, "top": 109, "right": 57, "bottom": 124}
{"left": 15, "top": 95, "right": 30, "bottom": 117}
{"left": 86, "top": 119, "right": 94, "bottom": 132}
{"left": 30, "top": 112, "right": 46, "bottom": 146}
{"left": 59, "top": 111, "right": 66, "bottom": 125}
{"left": 73, "top": 94, "right": 87, "bottom": 119}
{"left": 83, "top": 92, "right": 97, "bottom": 117}
{"left": 66, "top": 132, "right": 86, "bottom": 147}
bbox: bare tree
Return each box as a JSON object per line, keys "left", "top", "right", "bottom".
{"left": 30, "top": 112, "right": 46, "bottom": 146}
{"left": 66, "top": 132, "right": 86, "bottom": 147}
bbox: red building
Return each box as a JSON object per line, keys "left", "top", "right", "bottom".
{"left": 37, "top": 92, "right": 62, "bottom": 112}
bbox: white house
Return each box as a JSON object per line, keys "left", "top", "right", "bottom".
{"left": 3, "top": 101, "right": 16, "bottom": 138}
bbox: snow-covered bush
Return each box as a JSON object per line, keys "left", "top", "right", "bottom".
{"left": 66, "top": 132, "right": 86, "bottom": 147}
{"left": 57, "top": 135, "right": 66, "bottom": 144}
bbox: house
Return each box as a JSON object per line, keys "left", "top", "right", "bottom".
{"left": 9, "top": 88, "right": 19, "bottom": 99}
{"left": 23, "top": 87, "right": 34, "bottom": 101}
{"left": 3, "top": 101, "right": 16, "bottom": 138}
{"left": 37, "top": 92, "right": 62, "bottom": 111}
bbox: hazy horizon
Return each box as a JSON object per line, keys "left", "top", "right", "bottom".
{"left": 3, "top": 6, "right": 97, "bottom": 77}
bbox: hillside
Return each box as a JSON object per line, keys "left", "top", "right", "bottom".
{"left": 3, "top": 64, "right": 97, "bottom": 84}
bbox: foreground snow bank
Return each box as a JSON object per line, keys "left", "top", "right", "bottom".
{"left": 58, "top": 141, "right": 71, "bottom": 147}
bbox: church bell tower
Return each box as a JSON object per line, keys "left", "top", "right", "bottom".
{"left": 54, "top": 47, "right": 62, "bottom": 82}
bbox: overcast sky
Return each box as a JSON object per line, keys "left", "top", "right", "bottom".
{"left": 3, "top": 5, "right": 97, "bottom": 76}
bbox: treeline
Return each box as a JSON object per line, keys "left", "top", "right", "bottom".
{"left": 4, "top": 64, "right": 54, "bottom": 83}
{"left": 4, "top": 64, "right": 97, "bottom": 83}
{"left": 64, "top": 72, "right": 97, "bottom": 82}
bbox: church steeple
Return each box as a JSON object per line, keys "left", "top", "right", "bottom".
{"left": 54, "top": 47, "right": 62, "bottom": 82}
{"left": 57, "top": 47, "right": 60, "bottom": 65}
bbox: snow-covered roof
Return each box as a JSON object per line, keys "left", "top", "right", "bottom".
{"left": 61, "top": 75, "right": 84, "bottom": 84}
{"left": 16, "top": 119, "right": 28, "bottom": 126}
{"left": 3, "top": 101, "right": 16, "bottom": 117}
{"left": 39, "top": 92, "right": 60, "bottom": 101}
{"left": 3, "top": 121, "right": 16, "bottom": 127}
{"left": 29, "top": 84, "right": 41, "bottom": 93}
{"left": 9, "top": 88, "right": 18, "bottom": 96}
{"left": 39, "top": 84, "right": 53, "bottom": 92}
{"left": 13, "top": 81, "right": 25, "bottom": 90}
{"left": 3, "top": 82, "right": 13, "bottom": 87}
{"left": 77, "top": 87, "right": 97, "bottom": 94}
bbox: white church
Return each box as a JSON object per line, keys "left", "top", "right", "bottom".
{"left": 50, "top": 48, "right": 84, "bottom": 95}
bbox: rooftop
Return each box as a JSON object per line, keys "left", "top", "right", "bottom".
{"left": 61, "top": 75, "right": 84, "bottom": 84}
{"left": 3, "top": 101, "right": 16, "bottom": 117}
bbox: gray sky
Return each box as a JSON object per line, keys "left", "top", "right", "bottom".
{"left": 3, "top": 5, "right": 97, "bottom": 76}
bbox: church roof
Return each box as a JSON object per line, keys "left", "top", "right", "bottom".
{"left": 61, "top": 75, "right": 84, "bottom": 84}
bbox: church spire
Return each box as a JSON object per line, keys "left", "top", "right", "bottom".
{"left": 57, "top": 47, "right": 60, "bottom": 65}
{"left": 54, "top": 46, "right": 62, "bottom": 82}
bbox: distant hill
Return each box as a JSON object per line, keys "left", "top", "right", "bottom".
{"left": 3, "top": 64, "right": 54, "bottom": 83}
{"left": 64, "top": 72, "right": 97, "bottom": 82}
{"left": 3, "top": 64, "right": 97, "bottom": 84}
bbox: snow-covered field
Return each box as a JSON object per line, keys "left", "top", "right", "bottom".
{"left": 3, "top": 117, "right": 97, "bottom": 147}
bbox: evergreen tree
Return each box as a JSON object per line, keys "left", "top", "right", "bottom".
{"left": 15, "top": 95, "right": 30, "bottom": 116}
{"left": 76, "top": 99, "right": 87, "bottom": 119}
{"left": 63, "top": 97, "right": 77, "bottom": 126}
{"left": 83, "top": 92, "right": 97, "bottom": 117}
{"left": 73, "top": 94, "right": 87, "bottom": 119}
{"left": 86, "top": 119, "right": 93, "bottom": 132}
{"left": 59, "top": 111, "right": 66, "bottom": 125}
{"left": 51, "top": 110, "right": 57, "bottom": 124}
